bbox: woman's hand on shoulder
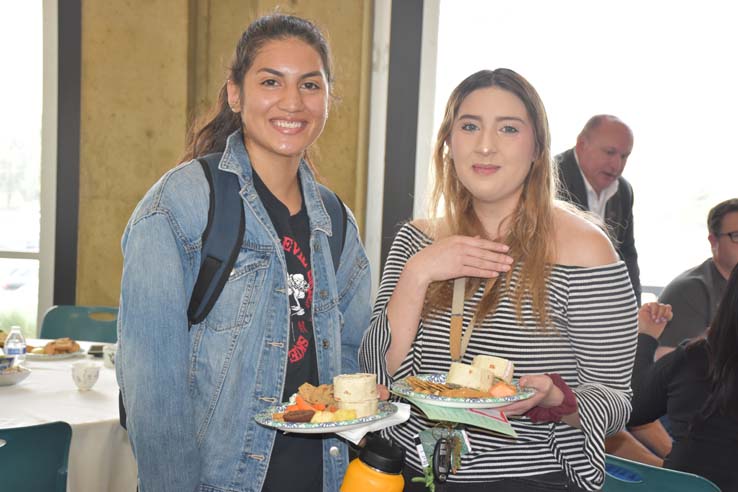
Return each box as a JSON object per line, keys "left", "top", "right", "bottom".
{"left": 406, "top": 220, "right": 513, "bottom": 286}
{"left": 553, "top": 207, "right": 618, "bottom": 267}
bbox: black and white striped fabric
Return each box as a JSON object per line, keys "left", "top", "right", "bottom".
{"left": 359, "top": 223, "right": 638, "bottom": 490}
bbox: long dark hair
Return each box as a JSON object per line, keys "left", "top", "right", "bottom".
{"left": 695, "top": 263, "right": 738, "bottom": 421}
{"left": 182, "top": 14, "right": 333, "bottom": 162}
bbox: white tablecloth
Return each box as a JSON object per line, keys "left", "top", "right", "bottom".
{"left": 0, "top": 340, "right": 138, "bottom": 492}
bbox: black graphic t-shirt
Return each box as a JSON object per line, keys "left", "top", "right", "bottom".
{"left": 254, "top": 171, "right": 322, "bottom": 492}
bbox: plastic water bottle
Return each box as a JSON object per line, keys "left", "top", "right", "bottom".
{"left": 4, "top": 326, "right": 26, "bottom": 364}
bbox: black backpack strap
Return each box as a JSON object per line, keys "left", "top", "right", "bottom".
{"left": 187, "top": 152, "right": 245, "bottom": 327}
{"left": 121, "top": 153, "right": 243, "bottom": 429}
{"left": 318, "top": 184, "right": 347, "bottom": 272}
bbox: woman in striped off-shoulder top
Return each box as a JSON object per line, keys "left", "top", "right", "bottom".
{"left": 359, "top": 69, "right": 638, "bottom": 491}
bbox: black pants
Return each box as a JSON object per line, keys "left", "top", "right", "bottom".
{"left": 402, "top": 469, "right": 588, "bottom": 492}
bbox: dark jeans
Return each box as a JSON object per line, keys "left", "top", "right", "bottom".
{"left": 402, "top": 469, "right": 588, "bottom": 491}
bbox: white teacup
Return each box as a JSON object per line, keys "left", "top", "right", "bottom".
{"left": 72, "top": 361, "right": 101, "bottom": 391}
{"left": 102, "top": 344, "right": 117, "bottom": 369}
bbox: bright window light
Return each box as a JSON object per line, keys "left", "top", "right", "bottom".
{"left": 431, "top": 0, "right": 738, "bottom": 287}
{"left": 0, "top": 3, "right": 43, "bottom": 336}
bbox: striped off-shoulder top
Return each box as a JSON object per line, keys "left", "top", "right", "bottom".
{"left": 359, "top": 223, "right": 638, "bottom": 490}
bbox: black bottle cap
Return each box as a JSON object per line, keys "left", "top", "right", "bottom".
{"left": 359, "top": 434, "right": 405, "bottom": 474}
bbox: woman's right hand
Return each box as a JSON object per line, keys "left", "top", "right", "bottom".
{"left": 405, "top": 235, "right": 513, "bottom": 286}
{"left": 385, "top": 235, "right": 513, "bottom": 375}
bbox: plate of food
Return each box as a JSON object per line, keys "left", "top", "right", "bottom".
{"left": 256, "top": 373, "right": 396, "bottom": 434}
{"left": 392, "top": 373, "right": 534, "bottom": 409}
{"left": 391, "top": 355, "right": 535, "bottom": 409}
{"left": 25, "top": 338, "right": 85, "bottom": 360}
{"left": 0, "top": 366, "right": 31, "bottom": 386}
{"left": 25, "top": 350, "right": 86, "bottom": 361}
{"left": 256, "top": 400, "right": 397, "bottom": 434}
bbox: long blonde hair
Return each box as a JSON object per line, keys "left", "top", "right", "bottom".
{"left": 425, "top": 68, "right": 557, "bottom": 330}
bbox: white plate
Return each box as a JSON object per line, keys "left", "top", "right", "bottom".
{"left": 391, "top": 373, "right": 535, "bottom": 409}
{"left": 0, "top": 366, "right": 31, "bottom": 386}
{"left": 255, "top": 401, "right": 397, "bottom": 434}
{"left": 25, "top": 350, "right": 86, "bottom": 361}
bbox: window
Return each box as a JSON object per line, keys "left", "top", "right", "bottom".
{"left": 416, "top": 0, "right": 738, "bottom": 290}
{"left": 0, "top": 2, "right": 56, "bottom": 338}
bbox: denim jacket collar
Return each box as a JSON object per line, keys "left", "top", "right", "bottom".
{"left": 219, "top": 129, "right": 334, "bottom": 238}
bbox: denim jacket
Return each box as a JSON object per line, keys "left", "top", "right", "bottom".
{"left": 117, "top": 130, "right": 372, "bottom": 492}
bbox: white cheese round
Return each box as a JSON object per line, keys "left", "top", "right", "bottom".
{"left": 446, "top": 361, "right": 495, "bottom": 391}
{"left": 333, "top": 373, "right": 378, "bottom": 402}
{"left": 472, "top": 355, "right": 514, "bottom": 383}
{"left": 337, "top": 399, "right": 379, "bottom": 418}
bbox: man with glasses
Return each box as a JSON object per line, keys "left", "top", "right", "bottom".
{"left": 656, "top": 198, "right": 738, "bottom": 360}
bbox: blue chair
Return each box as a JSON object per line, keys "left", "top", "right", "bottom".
{"left": 604, "top": 454, "right": 720, "bottom": 491}
{"left": 0, "top": 421, "right": 72, "bottom": 492}
{"left": 40, "top": 305, "right": 118, "bottom": 343}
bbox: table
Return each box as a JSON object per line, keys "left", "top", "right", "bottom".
{"left": 0, "top": 340, "right": 138, "bottom": 492}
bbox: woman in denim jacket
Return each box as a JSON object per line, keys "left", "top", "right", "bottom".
{"left": 117, "top": 14, "right": 371, "bottom": 492}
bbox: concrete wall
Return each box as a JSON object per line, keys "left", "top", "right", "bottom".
{"left": 76, "top": 0, "right": 372, "bottom": 306}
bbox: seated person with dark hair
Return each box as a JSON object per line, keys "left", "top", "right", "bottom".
{"left": 609, "top": 199, "right": 738, "bottom": 465}
{"left": 656, "top": 198, "right": 738, "bottom": 360}
{"left": 629, "top": 264, "right": 738, "bottom": 491}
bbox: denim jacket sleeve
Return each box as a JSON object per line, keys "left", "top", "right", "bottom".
{"left": 117, "top": 205, "right": 201, "bottom": 492}
{"left": 336, "top": 206, "right": 371, "bottom": 375}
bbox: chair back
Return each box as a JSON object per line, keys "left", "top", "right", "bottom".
{"left": 0, "top": 421, "right": 72, "bottom": 492}
{"left": 604, "top": 454, "right": 720, "bottom": 491}
{"left": 41, "top": 305, "right": 118, "bottom": 343}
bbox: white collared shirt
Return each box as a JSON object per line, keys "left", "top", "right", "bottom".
{"left": 574, "top": 150, "right": 619, "bottom": 219}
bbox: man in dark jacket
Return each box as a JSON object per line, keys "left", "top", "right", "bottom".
{"left": 555, "top": 115, "right": 641, "bottom": 303}
{"left": 558, "top": 116, "right": 664, "bottom": 467}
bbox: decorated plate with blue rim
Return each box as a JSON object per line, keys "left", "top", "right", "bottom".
{"left": 391, "top": 373, "right": 535, "bottom": 409}
{"left": 255, "top": 401, "right": 397, "bottom": 434}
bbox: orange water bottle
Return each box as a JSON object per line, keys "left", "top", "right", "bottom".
{"left": 341, "top": 435, "right": 405, "bottom": 492}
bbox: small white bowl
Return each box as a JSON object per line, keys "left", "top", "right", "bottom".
{"left": 0, "top": 366, "right": 31, "bottom": 386}
{"left": 71, "top": 361, "right": 100, "bottom": 391}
